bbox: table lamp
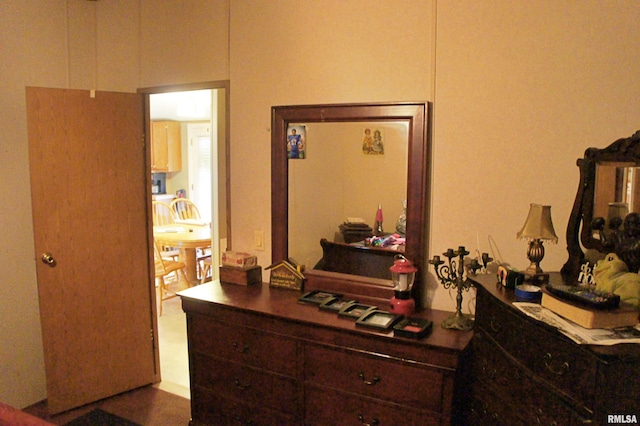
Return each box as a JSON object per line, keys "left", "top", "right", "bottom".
{"left": 517, "top": 204, "right": 558, "bottom": 278}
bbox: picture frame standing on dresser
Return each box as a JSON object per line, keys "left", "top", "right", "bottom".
{"left": 338, "top": 303, "right": 376, "bottom": 320}
{"left": 319, "top": 296, "right": 358, "bottom": 312}
{"left": 356, "top": 310, "right": 403, "bottom": 330}
{"left": 299, "top": 290, "right": 341, "bottom": 305}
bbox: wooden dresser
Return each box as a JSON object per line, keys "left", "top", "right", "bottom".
{"left": 465, "top": 273, "right": 640, "bottom": 425}
{"left": 179, "top": 282, "right": 472, "bottom": 425}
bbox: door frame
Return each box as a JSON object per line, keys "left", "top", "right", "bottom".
{"left": 138, "top": 80, "right": 230, "bottom": 378}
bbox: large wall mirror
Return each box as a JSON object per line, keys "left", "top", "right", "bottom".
{"left": 272, "top": 102, "right": 430, "bottom": 303}
{"left": 562, "top": 130, "right": 640, "bottom": 280}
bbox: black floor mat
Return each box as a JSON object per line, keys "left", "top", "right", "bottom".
{"left": 64, "top": 408, "right": 141, "bottom": 426}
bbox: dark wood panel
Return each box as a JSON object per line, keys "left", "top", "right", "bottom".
{"left": 181, "top": 281, "right": 472, "bottom": 425}
{"left": 191, "top": 353, "right": 299, "bottom": 415}
{"left": 475, "top": 283, "right": 598, "bottom": 410}
{"left": 314, "top": 239, "right": 398, "bottom": 279}
{"left": 181, "top": 282, "right": 472, "bottom": 364}
{"left": 469, "top": 331, "right": 587, "bottom": 424}
{"left": 304, "top": 385, "right": 442, "bottom": 426}
{"left": 466, "top": 273, "right": 640, "bottom": 425}
{"left": 305, "top": 343, "right": 444, "bottom": 412}
{"left": 188, "top": 314, "right": 298, "bottom": 376}
{"left": 191, "top": 385, "right": 298, "bottom": 426}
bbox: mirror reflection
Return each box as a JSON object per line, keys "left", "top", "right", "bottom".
{"left": 562, "top": 130, "right": 640, "bottom": 281}
{"left": 594, "top": 164, "right": 640, "bottom": 225}
{"left": 288, "top": 121, "right": 409, "bottom": 270}
{"left": 271, "top": 102, "right": 429, "bottom": 301}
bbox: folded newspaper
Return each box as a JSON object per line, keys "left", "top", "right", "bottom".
{"left": 513, "top": 302, "right": 640, "bottom": 345}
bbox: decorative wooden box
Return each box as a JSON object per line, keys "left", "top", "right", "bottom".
{"left": 220, "top": 265, "right": 262, "bottom": 286}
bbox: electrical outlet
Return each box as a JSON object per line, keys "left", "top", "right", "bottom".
{"left": 254, "top": 230, "right": 265, "bottom": 251}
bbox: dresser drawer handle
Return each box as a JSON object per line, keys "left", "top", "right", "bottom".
{"left": 357, "top": 414, "right": 379, "bottom": 426}
{"left": 357, "top": 371, "right": 380, "bottom": 386}
{"left": 543, "top": 353, "right": 569, "bottom": 376}
{"left": 489, "top": 317, "right": 501, "bottom": 333}
{"left": 481, "top": 362, "right": 496, "bottom": 379}
{"left": 233, "top": 341, "right": 249, "bottom": 353}
{"left": 536, "top": 408, "right": 558, "bottom": 425}
{"left": 233, "top": 379, "right": 251, "bottom": 390}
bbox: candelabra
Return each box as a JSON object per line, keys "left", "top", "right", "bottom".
{"left": 429, "top": 246, "right": 475, "bottom": 331}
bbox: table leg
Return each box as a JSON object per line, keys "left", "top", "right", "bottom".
{"left": 179, "top": 248, "right": 199, "bottom": 289}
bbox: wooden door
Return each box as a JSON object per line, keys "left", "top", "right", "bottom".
{"left": 26, "top": 87, "right": 156, "bottom": 414}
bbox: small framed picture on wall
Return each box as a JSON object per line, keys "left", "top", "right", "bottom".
{"left": 287, "top": 124, "right": 306, "bottom": 159}
{"left": 362, "top": 127, "right": 384, "bottom": 155}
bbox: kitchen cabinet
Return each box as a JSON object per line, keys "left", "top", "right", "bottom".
{"left": 151, "top": 121, "right": 182, "bottom": 173}
{"left": 179, "top": 282, "right": 472, "bottom": 425}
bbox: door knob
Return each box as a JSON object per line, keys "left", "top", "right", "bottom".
{"left": 41, "top": 253, "right": 56, "bottom": 266}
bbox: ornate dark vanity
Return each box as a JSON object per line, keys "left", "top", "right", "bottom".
{"left": 464, "top": 131, "right": 640, "bottom": 425}
{"left": 179, "top": 102, "right": 477, "bottom": 425}
{"left": 563, "top": 129, "right": 640, "bottom": 281}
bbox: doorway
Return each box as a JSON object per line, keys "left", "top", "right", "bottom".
{"left": 143, "top": 81, "right": 230, "bottom": 397}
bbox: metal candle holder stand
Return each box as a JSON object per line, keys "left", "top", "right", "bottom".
{"left": 429, "top": 246, "right": 475, "bottom": 331}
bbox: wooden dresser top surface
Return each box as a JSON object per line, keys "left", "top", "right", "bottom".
{"left": 179, "top": 282, "right": 473, "bottom": 354}
{"left": 469, "top": 272, "right": 640, "bottom": 358}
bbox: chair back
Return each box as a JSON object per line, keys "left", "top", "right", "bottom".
{"left": 153, "top": 239, "right": 169, "bottom": 277}
{"left": 170, "top": 198, "right": 202, "bottom": 221}
{"left": 152, "top": 201, "right": 175, "bottom": 226}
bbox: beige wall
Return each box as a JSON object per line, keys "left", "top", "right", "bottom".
{"left": 430, "top": 0, "right": 640, "bottom": 310}
{"left": 0, "top": 0, "right": 229, "bottom": 408}
{"left": 1, "top": 1, "right": 68, "bottom": 409}
{"left": 1, "top": 0, "right": 639, "bottom": 409}
{"left": 228, "top": 0, "right": 435, "bottom": 274}
{"left": 229, "top": 0, "right": 640, "bottom": 312}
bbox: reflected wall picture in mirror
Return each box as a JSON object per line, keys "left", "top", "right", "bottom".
{"left": 271, "top": 102, "right": 430, "bottom": 307}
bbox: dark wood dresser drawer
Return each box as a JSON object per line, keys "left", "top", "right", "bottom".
{"left": 474, "top": 282, "right": 525, "bottom": 351}
{"left": 465, "top": 382, "right": 527, "bottom": 426}
{"left": 475, "top": 285, "right": 597, "bottom": 410}
{"left": 191, "top": 385, "right": 298, "bottom": 426}
{"left": 180, "top": 283, "right": 472, "bottom": 426}
{"left": 191, "top": 352, "right": 300, "bottom": 415}
{"left": 304, "top": 385, "right": 442, "bottom": 426}
{"left": 304, "top": 343, "right": 445, "bottom": 413}
{"left": 188, "top": 313, "right": 298, "bottom": 376}
{"left": 470, "top": 331, "right": 589, "bottom": 424}
{"left": 466, "top": 274, "right": 640, "bottom": 426}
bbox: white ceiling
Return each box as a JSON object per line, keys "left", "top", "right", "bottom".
{"left": 150, "top": 89, "right": 211, "bottom": 121}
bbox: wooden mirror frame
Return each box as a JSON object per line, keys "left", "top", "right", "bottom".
{"left": 271, "top": 102, "right": 430, "bottom": 306}
{"left": 562, "top": 130, "right": 640, "bottom": 281}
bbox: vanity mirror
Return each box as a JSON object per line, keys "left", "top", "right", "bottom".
{"left": 562, "top": 130, "right": 640, "bottom": 281}
{"left": 271, "top": 102, "right": 430, "bottom": 306}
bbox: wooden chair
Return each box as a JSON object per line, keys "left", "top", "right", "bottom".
{"left": 200, "top": 256, "right": 213, "bottom": 284}
{"left": 152, "top": 200, "right": 176, "bottom": 226}
{"left": 153, "top": 239, "right": 186, "bottom": 315}
{"left": 152, "top": 200, "right": 179, "bottom": 259}
{"left": 171, "top": 198, "right": 211, "bottom": 277}
{"left": 170, "top": 198, "right": 202, "bottom": 221}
